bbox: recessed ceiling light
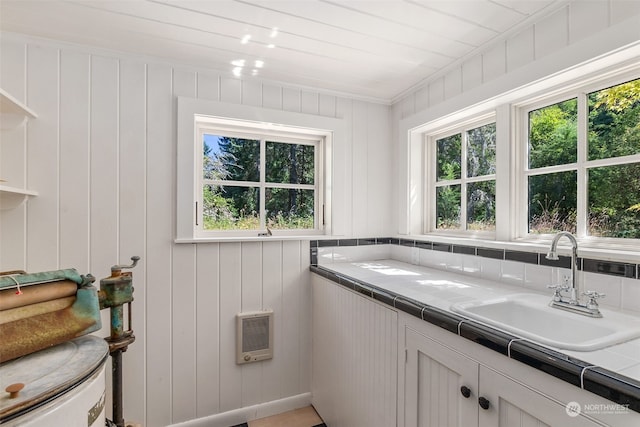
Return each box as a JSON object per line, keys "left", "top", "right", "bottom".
{"left": 270, "top": 27, "right": 278, "bottom": 38}
{"left": 231, "top": 59, "right": 246, "bottom": 67}
{"left": 232, "top": 67, "right": 243, "bottom": 77}
{"left": 254, "top": 60, "right": 264, "bottom": 68}
{"left": 241, "top": 34, "right": 251, "bottom": 44}
{"left": 267, "top": 44, "right": 276, "bottom": 49}
{"left": 252, "top": 69, "right": 259, "bottom": 76}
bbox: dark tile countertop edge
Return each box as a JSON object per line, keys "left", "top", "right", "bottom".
{"left": 310, "top": 264, "right": 640, "bottom": 414}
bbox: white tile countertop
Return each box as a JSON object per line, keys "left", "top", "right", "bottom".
{"left": 317, "top": 258, "right": 640, "bottom": 384}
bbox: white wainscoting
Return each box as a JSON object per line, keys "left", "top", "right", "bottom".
{"left": 312, "top": 275, "right": 398, "bottom": 427}
{"left": 0, "top": 33, "right": 392, "bottom": 426}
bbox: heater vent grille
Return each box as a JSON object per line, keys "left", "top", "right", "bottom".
{"left": 236, "top": 310, "right": 273, "bottom": 364}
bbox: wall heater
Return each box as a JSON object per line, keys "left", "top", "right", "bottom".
{"left": 236, "top": 310, "right": 274, "bottom": 364}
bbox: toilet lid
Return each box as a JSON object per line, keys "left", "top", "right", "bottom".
{"left": 0, "top": 335, "right": 108, "bottom": 422}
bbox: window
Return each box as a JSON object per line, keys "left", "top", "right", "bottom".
{"left": 419, "top": 75, "right": 640, "bottom": 244}
{"left": 405, "top": 53, "right": 640, "bottom": 250}
{"left": 524, "top": 77, "right": 640, "bottom": 239}
{"left": 197, "top": 123, "right": 322, "bottom": 235}
{"left": 177, "top": 97, "right": 340, "bottom": 241}
{"left": 428, "top": 119, "right": 496, "bottom": 234}
{"left": 526, "top": 98, "right": 578, "bottom": 234}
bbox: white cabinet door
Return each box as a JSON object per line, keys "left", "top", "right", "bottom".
{"left": 404, "top": 327, "right": 479, "bottom": 427}
{"left": 478, "top": 366, "right": 604, "bottom": 427}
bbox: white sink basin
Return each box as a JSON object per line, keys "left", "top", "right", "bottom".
{"left": 450, "top": 293, "right": 640, "bottom": 351}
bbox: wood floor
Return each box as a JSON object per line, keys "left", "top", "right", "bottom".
{"left": 248, "top": 406, "right": 324, "bottom": 427}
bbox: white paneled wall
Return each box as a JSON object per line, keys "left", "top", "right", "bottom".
{"left": 312, "top": 275, "right": 398, "bottom": 427}
{"left": 392, "top": 0, "right": 640, "bottom": 118}
{"left": 0, "top": 34, "right": 391, "bottom": 426}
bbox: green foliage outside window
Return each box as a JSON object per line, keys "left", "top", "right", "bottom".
{"left": 467, "top": 123, "right": 496, "bottom": 177}
{"left": 466, "top": 124, "right": 496, "bottom": 230}
{"left": 467, "top": 180, "right": 496, "bottom": 231}
{"left": 435, "top": 123, "right": 496, "bottom": 231}
{"left": 202, "top": 135, "right": 316, "bottom": 231}
{"left": 528, "top": 79, "right": 640, "bottom": 238}
{"left": 529, "top": 99, "right": 578, "bottom": 169}
{"left": 437, "top": 134, "right": 461, "bottom": 181}
{"left": 436, "top": 185, "right": 461, "bottom": 229}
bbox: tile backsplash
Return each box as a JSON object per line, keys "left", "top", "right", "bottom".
{"left": 310, "top": 238, "right": 640, "bottom": 313}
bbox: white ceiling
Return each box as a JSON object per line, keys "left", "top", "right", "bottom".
{"left": 0, "top": 0, "right": 562, "bottom": 102}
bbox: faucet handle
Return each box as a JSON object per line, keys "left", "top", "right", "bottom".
{"left": 583, "top": 290, "right": 605, "bottom": 309}
{"left": 548, "top": 283, "right": 570, "bottom": 291}
{"left": 548, "top": 283, "right": 568, "bottom": 302}
{"left": 583, "top": 290, "right": 605, "bottom": 299}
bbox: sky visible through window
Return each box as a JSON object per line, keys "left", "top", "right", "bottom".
{"left": 204, "top": 134, "right": 222, "bottom": 157}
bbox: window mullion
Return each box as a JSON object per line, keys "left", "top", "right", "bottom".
{"left": 517, "top": 108, "right": 529, "bottom": 239}
{"left": 316, "top": 139, "right": 322, "bottom": 229}
{"left": 265, "top": 182, "right": 315, "bottom": 190}
{"left": 426, "top": 136, "right": 436, "bottom": 233}
{"left": 435, "top": 178, "right": 463, "bottom": 187}
{"left": 260, "top": 138, "right": 266, "bottom": 229}
{"left": 203, "top": 179, "right": 261, "bottom": 187}
{"left": 465, "top": 175, "right": 496, "bottom": 184}
{"left": 577, "top": 92, "right": 588, "bottom": 237}
{"left": 197, "top": 130, "right": 204, "bottom": 230}
{"left": 525, "top": 163, "right": 578, "bottom": 176}
{"left": 585, "top": 153, "right": 640, "bottom": 169}
{"left": 460, "top": 131, "right": 468, "bottom": 230}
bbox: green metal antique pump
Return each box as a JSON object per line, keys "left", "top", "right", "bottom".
{"left": 98, "top": 256, "right": 140, "bottom": 427}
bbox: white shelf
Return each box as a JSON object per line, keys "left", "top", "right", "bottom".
{"left": 1, "top": 88, "right": 38, "bottom": 208}
{"left": 1, "top": 88, "right": 37, "bottom": 130}
{"left": 0, "top": 88, "right": 37, "bottom": 118}
{"left": 0, "top": 185, "right": 38, "bottom": 210}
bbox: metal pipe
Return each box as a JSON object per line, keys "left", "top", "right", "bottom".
{"left": 111, "top": 304, "right": 124, "bottom": 338}
{"left": 112, "top": 349, "right": 124, "bottom": 427}
{"left": 100, "top": 256, "right": 140, "bottom": 427}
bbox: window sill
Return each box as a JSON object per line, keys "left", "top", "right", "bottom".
{"left": 175, "top": 235, "right": 321, "bottom": 244}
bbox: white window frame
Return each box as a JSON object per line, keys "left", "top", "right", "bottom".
{"left": 195, "top": 120, "right": 324, "bottom": 237}
{"left": 515, "top": 71, "right": 640, "bottom": 245}
{"left": 177, "top": 97, "right": 340, "bottom": 242}
{"left": 424, "top": 114, "right": 497, "bottom": 238}
{"left": 401, "top": 44, "right": 640, "bottom": 257}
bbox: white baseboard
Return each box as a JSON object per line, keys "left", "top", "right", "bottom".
{"left": 167, "top": 393, "right": 312, "bottom": 427}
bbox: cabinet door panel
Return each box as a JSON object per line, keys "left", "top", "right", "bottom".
{"left": 405, "top": 327, "right": 478, "bottom": 427}
{"left": 499, "top": 399, "right": 550, "bottom": 427}
{"left": 479, "top": 366, "right": 603, "bottom": 427}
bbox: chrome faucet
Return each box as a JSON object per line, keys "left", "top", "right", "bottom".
{"left": 546, "top": 231, "right": 579, "bottom": 303}
{"left": 546, "top": 232, "right": 604, "bottom": 317}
